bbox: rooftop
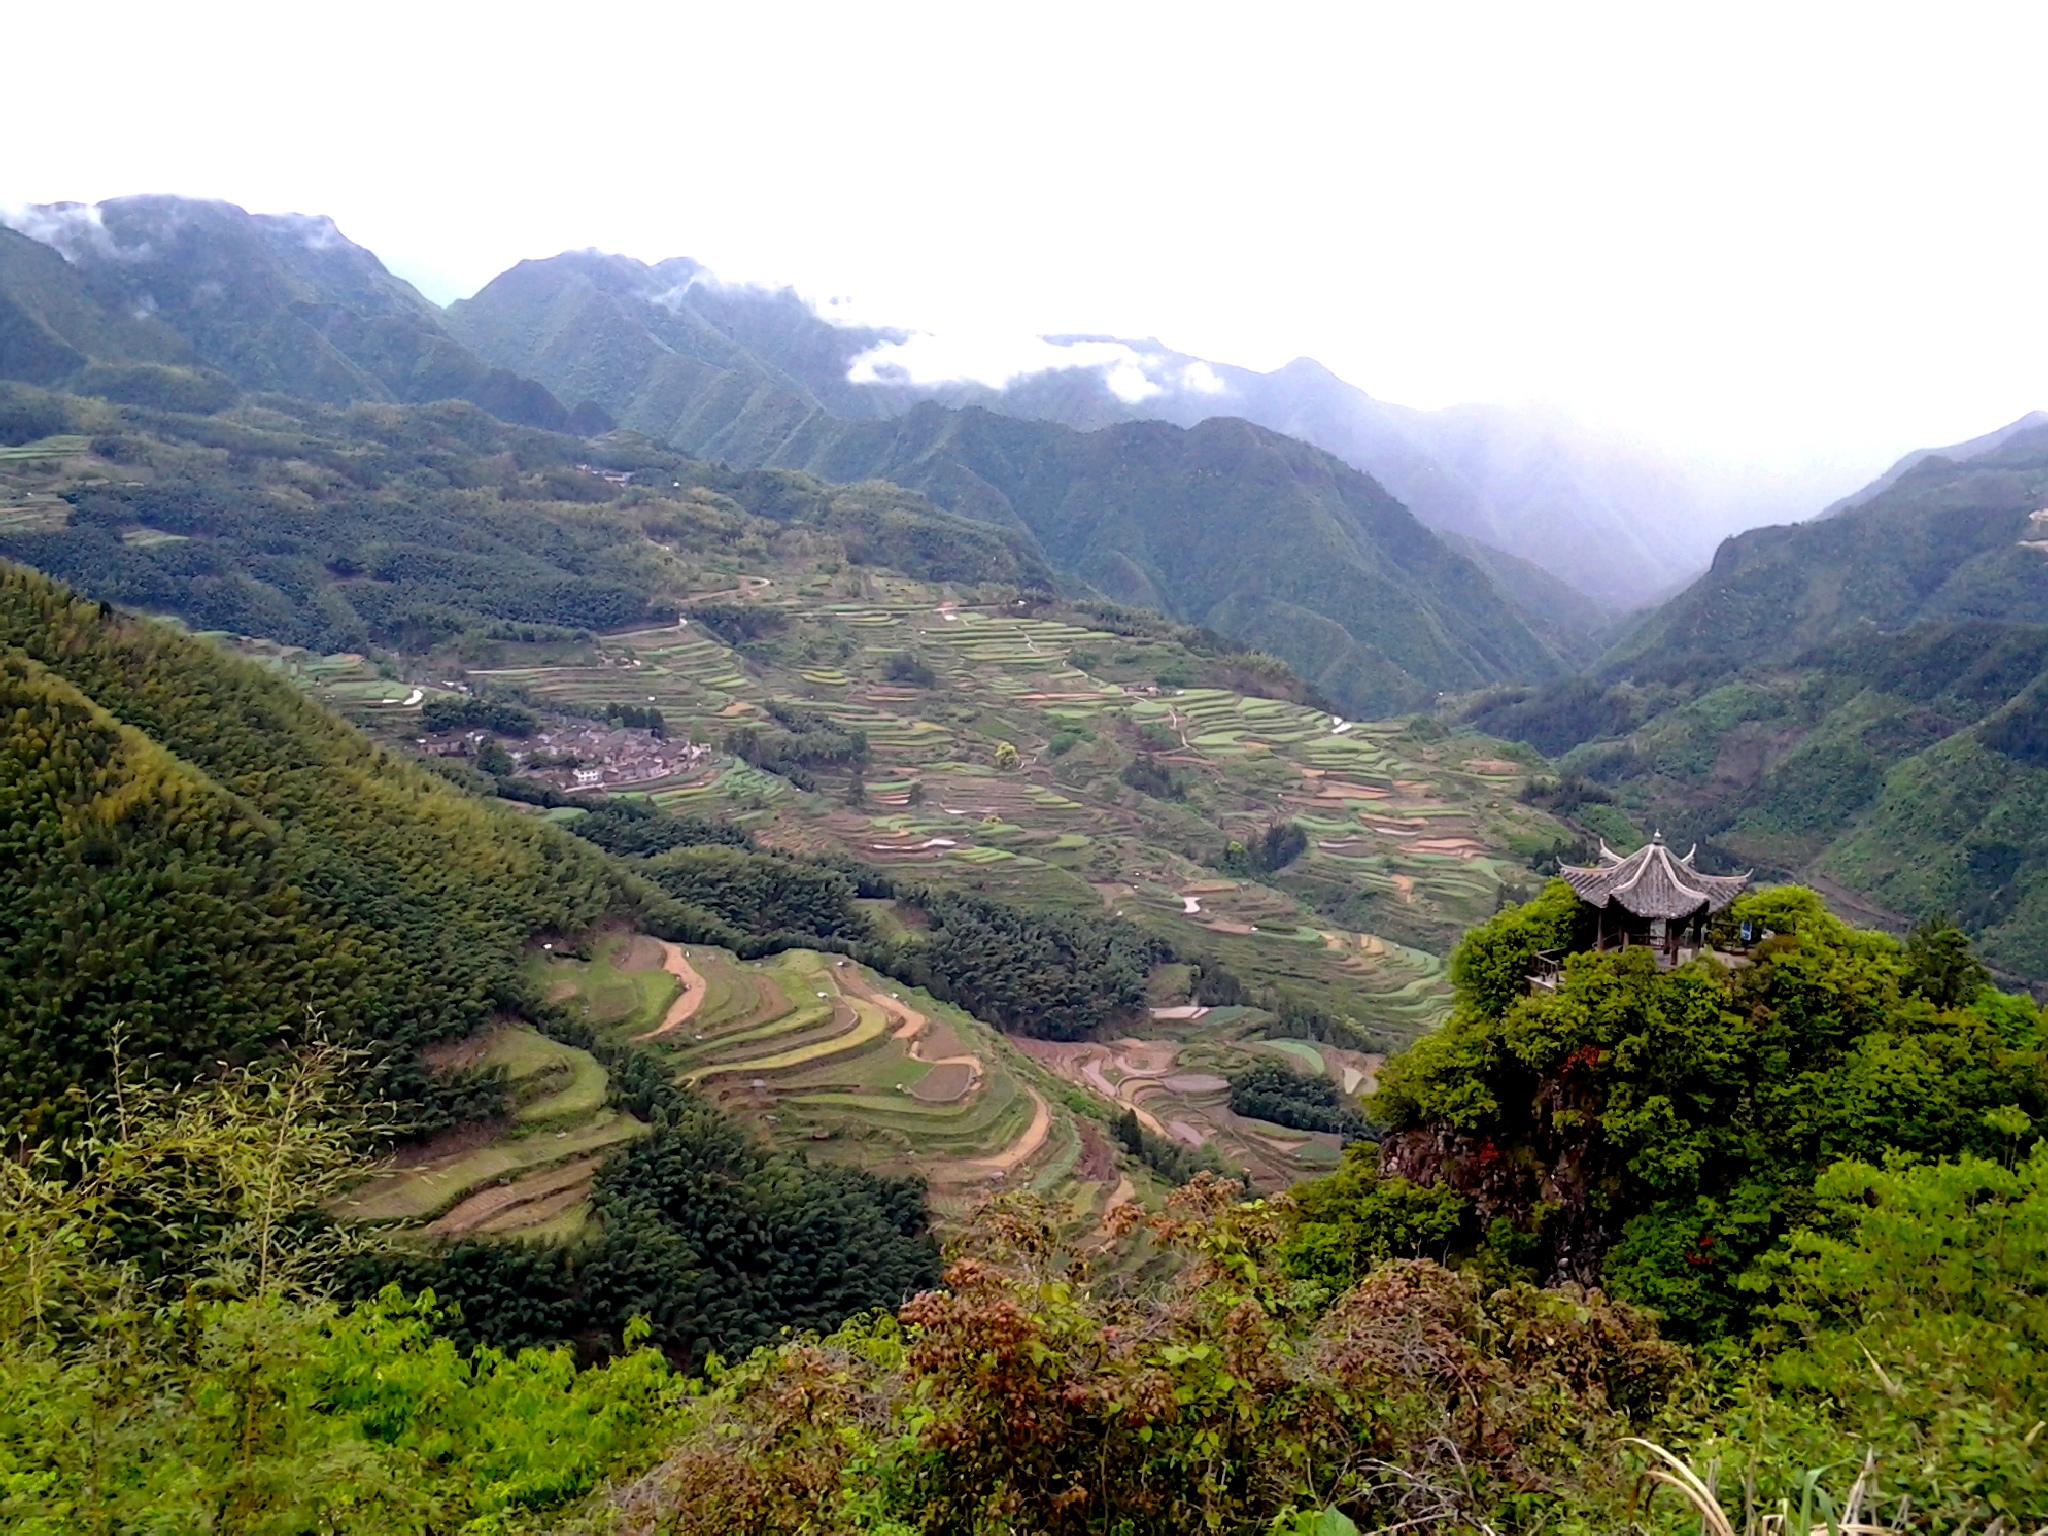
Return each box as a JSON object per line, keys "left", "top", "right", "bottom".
{"left": 1559, "top": 835, "right": 1749, "bottom": 921}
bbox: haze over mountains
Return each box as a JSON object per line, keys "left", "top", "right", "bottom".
{"left": 7, "top": 195, "right": 2048, "bottom": 977}
{"left": 860, "top": 339, "right": 1729, "bottom": 611}
{"left": 5, "top": 196, "right": 1994, "bottom": 624}
{"left": 0, "top": 197, "right": 605, "bottom": 432}
{"left": 446, "top": 250, "right": 1734, "bottom": 610}
{"left": 0, "top": 201, "right": 1594, "bottom": 716}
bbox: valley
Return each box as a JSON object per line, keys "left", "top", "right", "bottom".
{"left": 438, "top": 585, "right": 1545, "bottom": 1010}
{"left": 4, "top": 168, "right": 2047, "bottom": 1533}
{"left": 0, "top": 386, "right": 1588, "bottom": 1248}
{"left": 292, "top": 529, "right": 1573, "bottom": 1228}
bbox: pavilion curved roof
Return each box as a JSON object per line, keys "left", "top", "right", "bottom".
{"left": 1559, "top": 836, "right": 1750, "bottom": 920}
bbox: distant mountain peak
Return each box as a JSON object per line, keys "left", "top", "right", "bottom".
{"left": 1269, "top": 355, "right": 1349, "bottom": 386}
{"left": 0, "top": 195, "right": 585, "bottom": 431}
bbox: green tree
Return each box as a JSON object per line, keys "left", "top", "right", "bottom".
{"left": 1280, "top": 1141, "right": 1466, "bottom": 1290}
{"left": 0, "top": 1047, "right": 685, "bottom": 1531}
{"left": 1372, "top": 882, "right": 2048, "bottom": 1337}
{"left": 1904, "top": 912, "right": 1991, "bottom": 1007}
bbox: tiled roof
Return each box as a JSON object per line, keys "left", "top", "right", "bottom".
{"left": 1559, "top": 836, "right": 1749, "bottom": 920}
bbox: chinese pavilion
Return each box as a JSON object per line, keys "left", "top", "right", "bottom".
{"left": 1558, "top": 835, "right": 1750, "bottom": 965}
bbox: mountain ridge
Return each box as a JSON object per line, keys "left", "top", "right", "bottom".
{"left": 450, "top": 249, "right": 1717, "bottom": 608}
{"left": 1466, "top": 420, "right": 2048, "bottom": 979}
{"left": 1819, "top": 409, "right": 2048, "bottom": 519}
{"left": 0, "top": 197, "right": 598, "bottom": 432}
{"left": 447, "top": 253, "right": 1583, "bottom": 715}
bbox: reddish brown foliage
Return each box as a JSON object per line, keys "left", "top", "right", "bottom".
{"left": 606, "top": 1178, "right": 1683, "bottom": 1535}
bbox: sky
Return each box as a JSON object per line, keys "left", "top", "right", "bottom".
{"left": 7, "top": 0, "right": 2047, "bottom": 519}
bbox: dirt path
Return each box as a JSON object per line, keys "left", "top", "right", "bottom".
{"left": 1020, "top": 1039, "right": 1170, "bottom": 1135}
{"left": 1102, "top": 1175, "right": 1135, "bottom": 1216}
{"left": 972, "top": 1088, "right": 1050, "bottom": 1176}
{"left": 836, "top": 968, "right": 928, "bottom": 1041}
{"left": 840, "top": 968, "right": 986, "bottom": 1088}
{"left": 640, "top": 942, "right": 710, "bottom": 1038}
{"left": 426, "top": 1155, "right": 599, "bottom": 1237}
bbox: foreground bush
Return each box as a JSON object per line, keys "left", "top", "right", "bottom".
{"left": 603, "top": 1181, "right": 1684, "bottom": 1534}
{"left": 0, "top": 1046, "right": 684, "bottom": 1532}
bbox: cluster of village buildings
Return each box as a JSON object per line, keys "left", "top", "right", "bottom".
{"left": 423, "top": 719, "right": 711, "bottom": 792}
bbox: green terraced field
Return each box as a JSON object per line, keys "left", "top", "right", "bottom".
{"left": 315, "top": 529, "right": 1577, "bottom": 1192}
{"left": 335, "top": 1023, "right": 647, "bottom": 1234}
{"left": 538, "top": 941, "right": 1117, "bottom": 1214}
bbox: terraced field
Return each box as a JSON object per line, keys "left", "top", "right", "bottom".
{"left": 335, "top": 1022, "right": 648, "bottom": 1242}
{"left": 537, "top": 934, "right": 1116, "bottom": 1214}
{"left": 213, "top": 636, "right": 459, "bottom": 727}
{"left": 304, "top": 536, "right": 1579, "bottom": 1198}
{"left": 1016, "top": 1024, "right": 1380, "bottom": 1189}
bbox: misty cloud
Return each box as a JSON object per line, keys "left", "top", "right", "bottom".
{"left": 847, "top": 331, "right": 1209, "bottom": 403}
{"left": 265, "top": 210, "right": 347, "bottom": 253}
{"left": 2, "top": 201, "right": 138, "bottom": 263}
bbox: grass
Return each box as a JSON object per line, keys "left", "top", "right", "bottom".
{"left": 1257, "top": 1039, "right": 1328, "bottom": 1075}
{"left": 690, "top": 1000, "right": 889, "bottom": 1080}
{"left": 533, "top": 939, "right": 679, "bottom": 1038}
{"left": 338, "top": 1109, "right": 647, "bottom": 1223}
{"left": 335, "top": 1022, "right": 642, "bottom": 1234}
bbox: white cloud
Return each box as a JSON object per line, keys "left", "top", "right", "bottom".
{"left": 2, "top": 201, "right": 129, "bottom": 263}
{"left": 847, "top": 332, "right": 1154, "bottom": 392}
{"left": 1102, "top": 358, "right": 1161, "bottom": 403}
{"left": 0, "top": 0, "right": 2043, "bottom": 505}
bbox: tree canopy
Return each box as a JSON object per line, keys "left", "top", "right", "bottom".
{"left": 1370, "top": 880, "right": 2048, "bottom": 1335}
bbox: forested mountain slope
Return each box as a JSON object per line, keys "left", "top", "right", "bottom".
{"left": 451, "top": 261, "right": 1574, "bottom": 716}
{"left": 0, "top": 559, "right": 643, "bottom": 1137}
{"left": 0, "top": 210, "right": 1604, "bottom": 712}
{"left": 0, "top": 197, "right": 590, "bottom": 430}
{"left": 450, "top": 251, "right": 1688, "bottom": 610}
{"left": 1469, "top": 423, "right": 2048, "bottom": 978}
{"left": 1820, "top": 408, "right": 2048, "bottom": 518}
{"left": 446, "top": 249, "right": 903, "bottom": 439}
{"left": 0, "top": 382, "right": 1046, "bottom": 653}
{"left": 1, "top": 554, "right": 946, "bottom": 1359}
{"left": 754, "top": 403, "right": 1575, "bottom": 715}
{"left": 1598, "top": 420, "right": 2048, "bottom": 670}
{"left": 908, "top": 350, "right": 1707, "bottom": 610}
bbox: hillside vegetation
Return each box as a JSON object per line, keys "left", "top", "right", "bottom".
{"left": 446, "top": 249, "right": 1697, "bottom": 611}
{"left": 1470, "top": 423, "right": 2048, "bottom": 978}
{"left": 0, "top": 197, "right": 587, "bottom": 429}
{"left": 0, "top": 383, "right": 1598, "bottom": 1224}
{"left": 1372, "top": 882, "right": 2046, "bottom": 1334}
{"left": 7, "top": 886, "right": 2042, "bottom": 1532}
{"left": 0, "top": 557, "right": 943, "bottom": 1360}
{"left": 451, "top": 255, "right": 1580, "bottom": 716}
{"left": 0, "top": 381, "right": 1046, "bottom": 652}
{"left": 10, "top": 194, "right": 2048, "bottom": 1533}
{"left": 0, "top": 560, "right": 638, "bottom": 1135}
